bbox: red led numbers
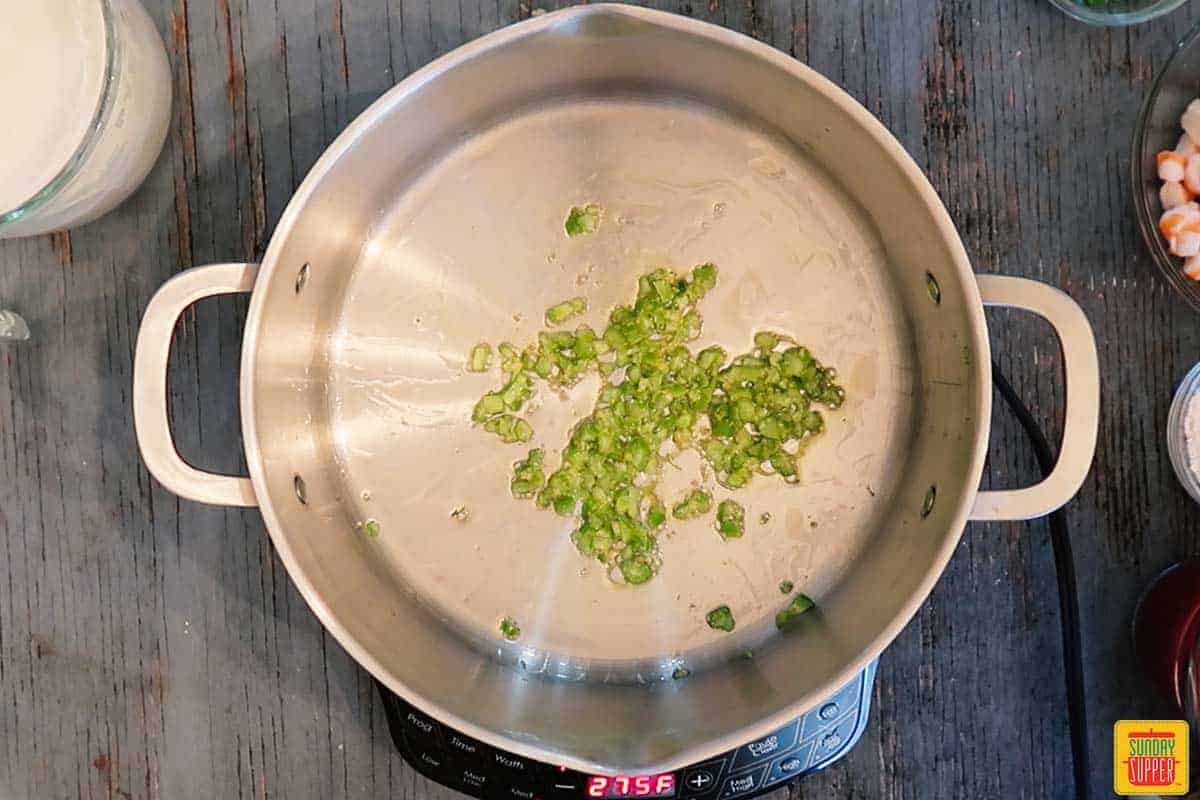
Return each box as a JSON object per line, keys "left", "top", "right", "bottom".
{"left": 585, "top": 773, "right": 676, "bottom": 797}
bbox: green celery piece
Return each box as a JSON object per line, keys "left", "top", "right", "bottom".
{"left": 775, "top": 593, "right": 815, "bottom": 630}
{"left": 467, "top": 264, "right": 846, "bottom": 587}
{"left": 716, "top": 499, "right": 745, "bottom": 539}
{"left": 499, "top": 616, "right": 521, "bottom": 640}
{"left": 511, "top": 449, "right": 546, "bottom": 497}
{"left": 620, "top": 559, "right": 652, "bottom": 585}
{"left": 468, "top": 343, "right": 492, "bottom": 372}
{"left": 564, "top": 204, "right": 601, "bottom": 236}
{"left": 672, "top": 489, "right": 713, "bottom": 520}
{"left": 545, "top": 296, "right": 587, "bottom": 326}
{"left": 706, "top": 604, "right": 736, "bottom": 632}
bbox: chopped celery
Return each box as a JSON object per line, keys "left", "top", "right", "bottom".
{"left": 706, "top": 605, "right": 736, "bottom": 632}
{"left": 620, "top": 559, "right": 652, "bottom": 585}
{"left": 468, "top": 342, "right": 492, "bottom": 372}
{"left": 500, "top": 372, "right": 533, "bottom": 410}
{"left": 468, "top": 262, "right": 844, "bottom": 585}
{"left": 565, "top": 204, "right": 602, "bottom": 236}
{"left": 646, "top": 497, "right": 667, "bottom": 529}
{"left": 511, "top": 449, "right": 546, "bottom": 498}
{"left": 778, "top": 580, "right": 794, "bottom": 594}
{"left": 673, "top": 489, "right": 712, "bottom": 520}
{"left": 775, "top": 593, "right": 815, "bottom": 630}
{"left": 498, "top": 341, "right": 522, "bottom": 376}
{"left": 483, "top": 414, "right": 533, "bottom": 443}
{"left": 716, "top": 499, "right": 745, "bottom": 539}
{"left": 499, "top": 616, "right": 521, "bottom": 641}
{"left": 472, "top": 393, "right": 504, "bottom": 422}
{"left": 545, "top": 296, "right": 587, "bottom": 326}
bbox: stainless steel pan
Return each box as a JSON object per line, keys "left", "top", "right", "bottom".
{"left": 132, "top": 5, "right": 1099, "bottom": 775}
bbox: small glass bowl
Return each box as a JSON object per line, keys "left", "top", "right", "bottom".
{"left": 1048, "top": 0, "right": 1189, "bottom": 25}
{"left": 1167, "top": 361, "right": 1200, "bottom": 503}
{"left": 1133, "top": 20, "right": 1200, "bottom": 313}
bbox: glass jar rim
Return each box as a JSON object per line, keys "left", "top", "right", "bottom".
{"left": 1046, "top": 0, "right": 1190, "bottom": 26}
{"left": 0, "top": 0, "right": 119, "bottom": 229}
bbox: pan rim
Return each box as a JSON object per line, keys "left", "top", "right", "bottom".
{"left": 240, "top": 3, "right": 992, "bottom": 775}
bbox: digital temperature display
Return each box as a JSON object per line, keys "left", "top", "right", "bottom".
{"left": 586, "top": 774, "right": 676, "bottom": 798}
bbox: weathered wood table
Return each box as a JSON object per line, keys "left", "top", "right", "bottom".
{"left": 2, "top": 1, "right": 1198, "bottom": 797}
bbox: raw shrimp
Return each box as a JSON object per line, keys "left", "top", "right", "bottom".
{"left": 1161, "top": 203, "right": 1200, "bottom": 257}
{"left": 1182, "top": 99, "right": 1200, "bottom": 144}
{"left": 1185, "top": 156, "right": 1200, "bottom": 196}
{"left": 1162, "top": 181, "right": 1192, "bottom": 210}
{"left": 1159, "top": 151, "right": 1187, "bottom": 182}
{"left": 1147, "top": 101, "right": 1200, "bottom": 279}
{"left": 1185, "top": 254, "right": 1200, "bottom": 280}
{"left": 1175, "top": 230, "right": 1200, "bottom": 258}
{"left": 1160, "top": 202, "right": 1200, "bottom": 240}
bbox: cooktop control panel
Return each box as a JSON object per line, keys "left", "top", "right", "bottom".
{"left": 377, "top": 661, "right": 877, "bottom": 800}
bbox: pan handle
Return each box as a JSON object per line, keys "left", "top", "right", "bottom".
{"left": 133, "top": 263, "right": 259, "bottom": 507}
{"left": 969, "top": 275, "right": 1099, "bottom": 521}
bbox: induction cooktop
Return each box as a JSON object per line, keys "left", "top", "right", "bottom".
{"left": 377, "top": 661, "right": 876, "bottom": 799}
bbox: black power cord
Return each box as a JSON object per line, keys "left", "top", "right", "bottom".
{"left": 992, "top": 361, "right": 1090, "bottom": 800}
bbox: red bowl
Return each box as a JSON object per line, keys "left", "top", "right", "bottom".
{"left": 1134, "top": 561, "right": 1200, "bottom": 710}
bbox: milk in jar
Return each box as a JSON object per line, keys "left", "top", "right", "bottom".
{"left": 0, "top": 0, "right": 172, "bottom": 237}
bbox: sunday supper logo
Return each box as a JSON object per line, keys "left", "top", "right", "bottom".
{"left": 1114, "top": 720, "right": 1189, "bottom": 796}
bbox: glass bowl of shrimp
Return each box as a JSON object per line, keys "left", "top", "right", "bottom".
{"left": 1134, "top": 20, "right": 1200, "bottom": 312}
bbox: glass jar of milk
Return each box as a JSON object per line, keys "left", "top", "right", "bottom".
{"left": 0, "top": 0, "right": 172, "bottom": 239}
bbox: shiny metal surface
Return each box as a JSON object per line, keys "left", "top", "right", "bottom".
{"left": 134, "top": 5, "right": 1099, "bottom": 775}
{"left": 329, "top": 96, "right": 916, "bottom": 670}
